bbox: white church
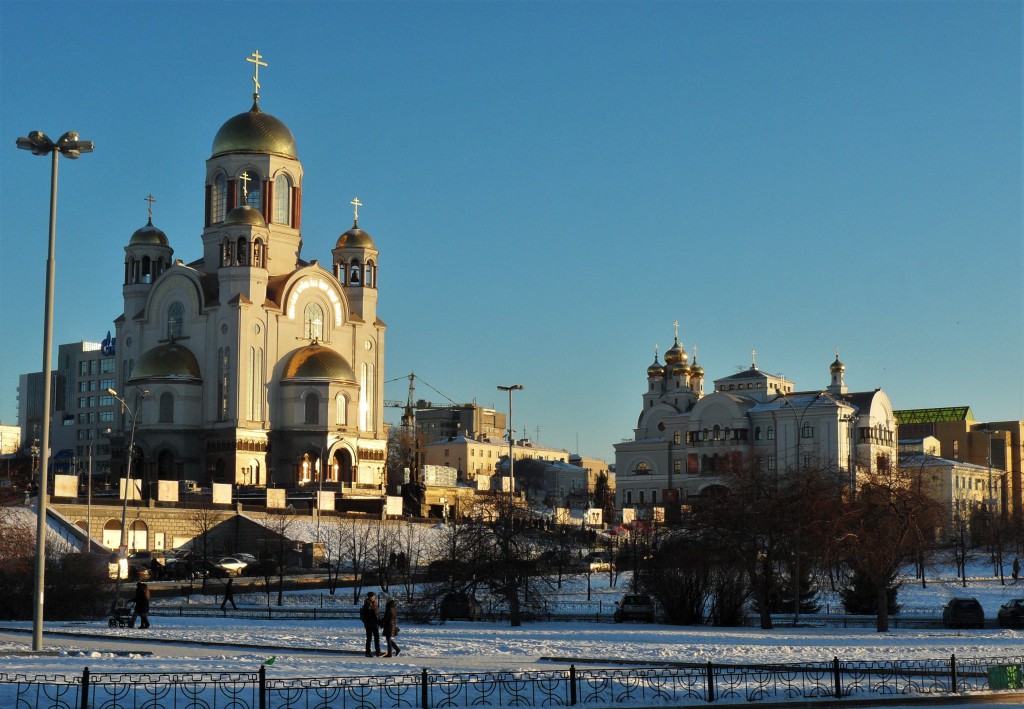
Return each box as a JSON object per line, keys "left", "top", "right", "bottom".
{"left": 614, "top": 324, "right": 897, "bottom": 515}
{"left": 110, "top": 53, "right": 387, "bottom": 493}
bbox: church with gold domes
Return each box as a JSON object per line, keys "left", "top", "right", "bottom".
{"left": 110, "top": 53, "right": 386, "bottom": 492}
{"left": 614, "top": 324, "right": 897, "bottom": 517}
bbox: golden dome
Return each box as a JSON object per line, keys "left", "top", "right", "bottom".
{"left": 664, "top": 338, "right": 689, "bottom": 366}
{"left": 211, "top": 105, "right": 297, "bottom": 159}
{"left": 129, "top": 343, "right": 201, "bottom": 381}
{"left": 831, "top": 356, "right": 846, "bottom": 372}
{"left": 691, "top": 362, "right": 704, "bottom": 377}
{"left": 282, "top": 344, "right": 356, "bottom": 381}
{"left": 129, "top": 218, "right": 168, "bottom": 246}
{"left": 671, "top": 361, "right": 692, "bottom": 378}
{"left": 647, "top": 359, "right": 665, "bottom": 377}
{"left": 224, "top": 205, "right": 267, "bottom": 227}
{"left": 336, "top": 224, "right": 376, "bottom": 249}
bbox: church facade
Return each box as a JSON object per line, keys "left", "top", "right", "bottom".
{"left": 110, "top": 55, "right": 387, "bottom": 493}
{"left": 614, "top": 326, "right": 897, "bottom": 515}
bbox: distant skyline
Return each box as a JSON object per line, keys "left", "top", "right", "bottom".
{"left": 1, "top": 1, "right": 1020, "bottom": 462}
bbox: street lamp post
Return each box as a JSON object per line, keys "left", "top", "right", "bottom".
{"left": 107, "top": 388, "right": 149, "bottom": 609}
{"left": 497, "top": 385, "right": 524, "bottom": 506}
{"left": 17, "top": 129, "right": 94, "bottom": 651}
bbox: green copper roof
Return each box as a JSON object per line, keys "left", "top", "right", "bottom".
{"left": 212, "top": 105, "right": 297, "bottom": 159}
{"left": 894, "top": 407, "right": 974, "bottom": 424}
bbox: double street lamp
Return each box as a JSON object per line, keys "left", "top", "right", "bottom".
{"left": 17, "top": 129, "right": 94, "bottom": 651}
{"left": 107, "top": 388, "right": 149, "bottom": 608}
{"left": 497, "top": 384, "right": 524, "bottom": 505}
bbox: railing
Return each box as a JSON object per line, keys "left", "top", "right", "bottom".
{"left": 3, "top": 654, "right": 1022, "bottom": 708}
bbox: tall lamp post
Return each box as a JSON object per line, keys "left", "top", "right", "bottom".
{"left": 107, "top": 388, "right": 149, "bottom": 608}
{"left": 497, "top": 385, "right": 524, "bottom": 505}
{"left": 17, "top": 129, "right": 93, "bottom": 651}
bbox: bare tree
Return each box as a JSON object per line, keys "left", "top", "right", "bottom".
{"left": 259, "top": 509, "right": 298, "bottom": 606}
{"left": 188, "top": 506, "right": 222, "bottom": 592}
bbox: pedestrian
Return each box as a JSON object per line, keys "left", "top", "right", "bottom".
{"left": 360, "top": 591, "right": 382, "bottom": 656}
{"left": 131, "top": 581, "right": 151, "bottom": 629}
{"left": 1013, "top": 558, "right": 1020, "bottom": 583}
{"left": 382, "top": 598, "right": 401, "bottom": 657}
{"left": 221, "top": 578, "right": 237, "bottom": 610}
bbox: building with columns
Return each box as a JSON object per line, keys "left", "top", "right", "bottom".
{"left": 614, "top": 326, "right": 897, "bottom": 517}
{"left": 109, "top": 54, "right": 387, "bottom": 495}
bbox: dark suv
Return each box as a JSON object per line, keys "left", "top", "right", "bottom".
{"left": 439, "top": 592, "right": 483, "bottom": 622}
{"left": 997, "top": 598, "right": 1024, "bottom": 629}
{"left": 942, "top": 597, "right": 984, "bottom": 629}
{"left": 613, "top": 594, "right": 656, "bottom": 623}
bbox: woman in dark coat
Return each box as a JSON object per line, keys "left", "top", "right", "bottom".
{"left": 132, "top": 582, "right": 151, "bottom": 629}
{"left": 382, "top": 599, "right": 400, "bottom": 657}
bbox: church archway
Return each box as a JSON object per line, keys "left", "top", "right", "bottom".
{"left": 158, "top": 449, "right": 176, "bottom": 481}
{"left": 335, "top": 449, "right": 354, "bottom": 485}
{"left": 102, "top": 519, "right": 121, "bottom": 549}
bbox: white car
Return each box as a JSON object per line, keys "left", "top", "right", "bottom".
{"left": 213, "top": 556, "right": 249, "bottom": 576}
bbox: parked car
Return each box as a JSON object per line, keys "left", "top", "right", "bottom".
{"left": 613, "top": 593, "right": 656, "bottom": 623}
{"left": 232, "top": 552, "right": 258, "bottom": 566}
{"left": 997, "top": 598, "right": 1024, "bottom": 629}
{"left": 440, "top": 592, "right": 484, "bottom": 622}
{"left": 209, "top": 556, "right": 249, "bottom": 577}
{"left": 126, "top": 551, "right": 160, "bottom": 580}
{"left": 942, "top": 597, "right": 984, "bottom": 629}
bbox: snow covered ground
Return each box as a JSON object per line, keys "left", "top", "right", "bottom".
{"left": 1, "top": 559, "right": 1022, "bottom": 679}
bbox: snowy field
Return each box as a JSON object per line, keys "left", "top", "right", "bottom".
{"left": 1, "top": 560, "right": 1022, "bottom": 679}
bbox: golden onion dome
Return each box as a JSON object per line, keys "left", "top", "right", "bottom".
{"left": 224, "top": 204, "right": 267, "bottom": 228}
{"left": 830, "top": 355, "right": 846, "bottom": 372}
{"left": 282, "top": 344, "right": 356, "bottom": 381}
{"left": 211, "top": 104, "right": 297, "bottom": 159}
{"left": 129, "top": 343, "right": 201, "bottom": 381}
{"left": 671, "top": 360, "right": 692, "bottom": 378}
{"left": 647, "top": 358, "right": 665, "bottom": 378}
{"left": 336, "top": 224, "right": 376, "bottom": 250}
{"left": 129, "top": 218, "right": 169, "bottom": 246}
{"left": 691, "top": 362, "right": 704, "bottom": 377}
{"left": 664, "top": 339, "right": 689, "bottom": 366}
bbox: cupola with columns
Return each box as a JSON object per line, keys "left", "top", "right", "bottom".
{"left": 123, "top": 194, "right": 174, "bottom": 319}
{"left": 332, "top": 197, "right": 380, "bottom": 324}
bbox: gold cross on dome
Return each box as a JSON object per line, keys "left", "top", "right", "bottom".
{"left": 239, "top": 171, "right": 251, "bottom": 200}
{"left": 751, "top": 348, "right": 757, "bottom": 368}
{"left": 351, "top": 197, "right": 363, "bottom": 224}
{"left": 247, "top": 50, "right": 267, "bottom": 94}
{"left": 144, "top": 193, "right": 157, "bottom": 221}
{"left": 673, "top": 320, "right": 679, "bottom": 339}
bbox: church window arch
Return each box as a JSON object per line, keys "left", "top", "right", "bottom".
{"left": 252, "top": 238, "right": 265, "bottom": 268}
{"left": 236, "top": 237, "right": 247, "bottom": 266}
{"left": 304, "top": 392, "right": 320, "bottom": 425}
{"left": 159, "top": 392, "right": 174, "bottom": 423}
{"left": 801, "top": 422, "right": 814, "bottom": 439}
{"left": 221, "top": 239, "right": 232, "bottom": 267}
{"left": 141, "top": 256, "right": 152, "bottom": 284}
{"left": 168, "top": 301, "right": 184, "bottom": 340}
{"left": 211, "top": 173, "right": 227, "bottom": 223}
{"left": 767, "top": 426, "right": 775, "bottom": 440}
{"left": 273, "top": 173, "right": 292, "bottom": 225}
{"left": 634, "top": 461, "right": 650, "bottom": 475}
{"left": 349, "top": 258, "right": 361, "bottom": 285}
{"left": 713, "top": 425, "right": 721, "bottom": 440}
{"left": 247, "top": 346, "right": 264, "bottom": 421}
{"left": 336, "top": 393, "right": 347, "bottom": 426}
{"left": 304, "top": 303, "right": 324, "bottom": 342}
{"left": 364, "top": 259, "right": 376, "bottom": 288}
{"left": 755, "top": 426, "right": 762, "bottom": 440}
{"left": 673, "top": 431, "right": 681, "bottom": 444}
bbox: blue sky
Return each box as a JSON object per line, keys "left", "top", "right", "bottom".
{"left": 1, "top": 1, "right": 1020, "bottom": 462}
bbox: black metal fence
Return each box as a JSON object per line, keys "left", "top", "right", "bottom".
{"left": 3, "top": 654, "right": 1022, "bottom": 708}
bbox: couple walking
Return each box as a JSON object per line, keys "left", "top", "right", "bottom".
{"left": 360, "top": 591, "right": 400, "bottom": 657}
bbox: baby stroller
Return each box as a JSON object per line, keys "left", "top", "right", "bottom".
{"left": 108, "top": 599, "right": 136, "bottom": 628}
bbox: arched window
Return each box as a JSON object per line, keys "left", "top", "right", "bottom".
{"left": 349, "top": 259, "right": 361, "bottom": 285}
{"left": 801, "top": 422, "right": 814, "bottom": 439}
{"left": 159, "top": 392, "right": 174, "bottom": 423}
{"left": 364, "top": 260, "right": 376, "bottom": 288}
{"left": 168, "top": 301, "right": 184, "bottom": 340}
{"left": 236, "top": 237, "right": 247, "bottom": 266}
{"left": 336, "top": 393, "right": 347, "bottom": 426}
{"left": 673, "top": 431, "right": 681, "bottom": 444}
{"left": 211, "top": 173, "right": 227, "bottom": 223}
{"left": 304, "top": 303, "right": 324, "bottom": 342}
{"left": 634, "top": 462, "right": 650, "bottom": 475}
{"left": 252, "top": 239, "right": 265, "bottom": 268}
{"left": 713, "top": 425, "right": 721, "bottom": 440}
{"left": 304, "top": 393, "right": 320, "bottom": 425}
{"left": 273, "top": 173, "right": 292, "bottom": 225}
{"left": 360, "top": 362, "right": 374, "bottom": 431}
{"left": 141, "top": 256, "right": 152, "bottom": 284}
{"left": 767, "top": 426, "right": 775, "bottom": 440}
{"left": 754, "top": 426, "right": 762, "bottom": 441}
{"left": 221, "top": 239, "right": 232, "bottom": 267}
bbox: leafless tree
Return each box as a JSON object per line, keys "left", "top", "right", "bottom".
{"left": 259, "top": 509, "right": 298, "bottom": 606}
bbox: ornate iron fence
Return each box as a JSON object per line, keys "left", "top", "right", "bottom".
{"left": 2, "top": 654, "right": 1022, "bottom": 708}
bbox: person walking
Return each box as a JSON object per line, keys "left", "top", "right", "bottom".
{"left": 131, "top": 582, "right": 151, "bottom": 629}
{"left": 360, "top": 592, "right": 382, "bottom": 656}
{"left": 1013, "top": 557, "right": 1020, "bottom": 583}
{"left": 221, "top": 578, "right": 238, "bottom": 611}
{"left": 382, "top": 598, "right": 401, "bottom": 657}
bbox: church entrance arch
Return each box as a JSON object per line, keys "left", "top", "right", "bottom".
{"left": 102, "top": 519, "right": 121, "bottom": 549}
{"left": 335, "top": 449, "right": 354, "bottom": 485}
{"left": 158, "top": 450, "right": 175, "bottom": 480}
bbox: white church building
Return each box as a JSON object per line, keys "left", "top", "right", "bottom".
{"left": 614, "top": 325, "right": 897, "bottom": 516}
{"left": 109, "top": 53, "right": 387, "bottom": 493}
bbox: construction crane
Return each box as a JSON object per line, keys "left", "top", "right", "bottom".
{"left": 383, "top": 372, "right": 461, "bottom": 428}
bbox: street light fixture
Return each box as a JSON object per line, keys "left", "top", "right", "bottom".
{"left": 107, "top": 387, "right": 149, "bottom": 609}
{"left": 17, "top": 129, "right": 94, "bottom": 652}
{"left": 497, "top": 385, "right": 524, "bottom": 505}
